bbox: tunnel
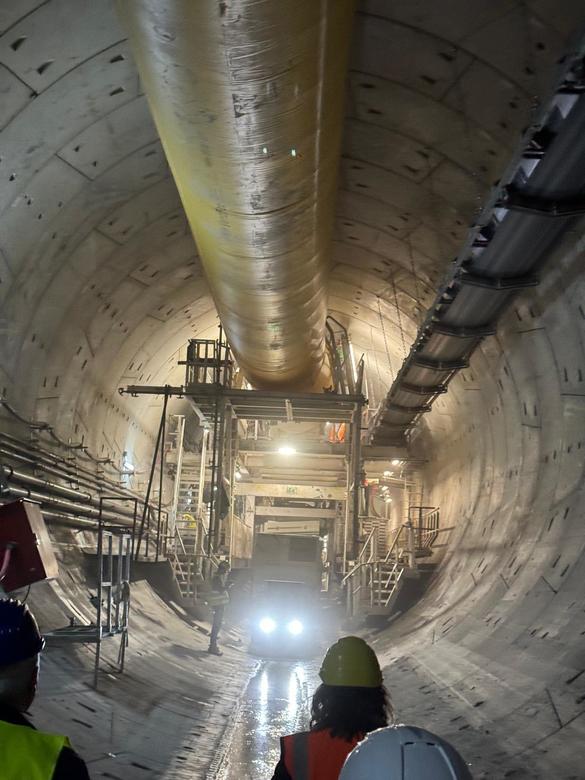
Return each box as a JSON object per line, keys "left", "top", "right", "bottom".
{"left": 1, "top": 2, "right": 585, "bottom": 778}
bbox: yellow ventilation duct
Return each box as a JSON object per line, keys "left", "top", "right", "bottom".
{"left": 117, "top": 0, "right": 355, "bottom": 391}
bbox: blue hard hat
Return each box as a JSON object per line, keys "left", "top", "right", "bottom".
{"left": 0, "top": 600, "right": 45, "bottom": 666}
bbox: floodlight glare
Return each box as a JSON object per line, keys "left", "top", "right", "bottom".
{"left": 287, "top": 619, "right": 303, "bottom": 636}
{"left": 278, "top": 445, "right": 296, "bottom": 455}
{"left": 391, "top": 459, "right": 401, "bottom": 466}
{"left": 259, "top": 617, "right": 277, "bottom": 634}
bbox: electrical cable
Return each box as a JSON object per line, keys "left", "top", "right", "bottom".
{"left": 0, "top": 397, "right": 123, "bottom": 474}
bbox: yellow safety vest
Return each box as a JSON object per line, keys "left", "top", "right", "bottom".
{"left": 0, "top": 719, "right": 70, "bottom": 780}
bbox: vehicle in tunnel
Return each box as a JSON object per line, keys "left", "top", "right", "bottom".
{"left": 249, "top": 579, "right": 319, "bottom": 657}
{"left": 252, "top": 533, "right": 324, "bottom": 593}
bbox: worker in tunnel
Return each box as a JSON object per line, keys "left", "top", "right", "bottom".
{"left": 207, "top": 559, "right": 231, "bottom": 656}
{"left": 0, "top": 599, "right": 89, "bottom": 780}
{"left": 270, "top": 636, "right": 392, "bottom": 780}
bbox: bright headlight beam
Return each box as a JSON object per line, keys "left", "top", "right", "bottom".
{"left": 277, "top": 445, "right": 296, "bottom": 455}
{"left": 287, "top": 619, "right": 303, "bottom": 636}
{"left": 259, "top": 617, "right": 277, "bottom": 634}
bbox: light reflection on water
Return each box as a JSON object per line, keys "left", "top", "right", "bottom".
{"left": 218, "top": 661, "right": 318, "bottom": 780}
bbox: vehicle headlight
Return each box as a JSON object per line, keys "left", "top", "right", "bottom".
{"left": 259, "top": 617, "right": 277, "bottom": 634}
{"left": 287, "top": 619, "right": 303, "bottom": 636}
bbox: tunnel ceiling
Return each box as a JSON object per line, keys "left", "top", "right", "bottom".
{"left": 0, "top": 0, "right": 583, "bottom": 464}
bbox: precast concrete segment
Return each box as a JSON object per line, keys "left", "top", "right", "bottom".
{"left": 28, "top": 526, "right": 257, "bottom": 779}
{"left": 117, "top": 0, "right": 355, "bottom": 391}
{"left": 368, "top": 225, "right": 585, "bottom": 778}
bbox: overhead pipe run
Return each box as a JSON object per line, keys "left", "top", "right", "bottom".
{"left": 370, "top": 41, "right": 585, "bottom": 446}
{"left": 0, "top": 432, "right": 141, "bottom": 503}
{"left": 117, "top": 0, "right": 355, "bottom": 391}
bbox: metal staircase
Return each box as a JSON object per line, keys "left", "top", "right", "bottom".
{"left": 359, "top": 515, "right": 389, "bottom": 558}
{"left": 167, "top": 516, "right": 222, "bottom": 603}
{"left": 343, "top": 512, "right": 439, "bottom": 620}
{"left": 166, "top": 448, "right": 219, "bottom": 603}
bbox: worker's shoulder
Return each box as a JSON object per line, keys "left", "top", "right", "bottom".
{"left": 53, "top": 745, "right": 90, "bottom": 780}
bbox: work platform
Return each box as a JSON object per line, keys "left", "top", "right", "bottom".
{"left": 120, "top": 332, "right": 368, "bottom": 568}
{"left": 122, "top": 384, "right": 364, "bottom": 424}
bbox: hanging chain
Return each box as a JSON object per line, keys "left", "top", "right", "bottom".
{"left": 407, "top": 236, "right": 423, "bottom": 326}
{"left": 377, "top": 296, "right": 395, "bottom": 382}
{"left": 391, "top": 276, "right": 408, "bottom": 359}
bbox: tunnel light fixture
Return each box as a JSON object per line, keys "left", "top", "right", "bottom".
{"left": 383, "top": 470, "right": 394, "bottom": 478}
{"left": 235, "top": 470, "right": 242, "bottom": 480}
{"left": 287, "top": 619, "right": 303, "bottom": 636}
{"left": 259, "top": 617, "right": 277, "bottom": 634}
{"left": 391, "top": 459, "right": 401, "bottom": 466}
{"left": 291, "top": 148, "right": 297, "bottom": 157}
{"left": 278, "top": 445, "right": 296, "bottom": 455}
{"left": 262, "top": 146, "right": 268, "bottom": 154}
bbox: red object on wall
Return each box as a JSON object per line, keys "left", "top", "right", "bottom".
{"left": 0, "top": 500, "right": 58, "bottom": 592}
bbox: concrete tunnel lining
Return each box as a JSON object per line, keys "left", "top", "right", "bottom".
{"left": 1, "top": 1, "right": 585, "bottom": 778}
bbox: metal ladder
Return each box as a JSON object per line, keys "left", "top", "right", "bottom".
{"left": 167, "top": 514, "right": 222, "bottom": 603}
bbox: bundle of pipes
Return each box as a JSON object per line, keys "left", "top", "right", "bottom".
{"left": 0, "top": 432, "right": 146, "bottom": 531}
{"left": 117, "top": 0, "right": 355, "bottom": 391}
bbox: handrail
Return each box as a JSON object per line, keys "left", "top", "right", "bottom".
{"left": 175, "top": 526, "right": 187, "bottom": 557}
{"left": 341, "top": 560, "right": 367, "bottom": 586}
{"left": 357, "top": 527, "right": 377, "bottom": 564}
{"left": 384, "top": 525, "right": 405, "bottom": 563}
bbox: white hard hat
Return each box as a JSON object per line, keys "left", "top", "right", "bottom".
{"left": 339, "top": 725, "right": 473, "bottom": 780}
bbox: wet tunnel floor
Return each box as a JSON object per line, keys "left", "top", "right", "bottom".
{"left": 216, "top": 660, "right": 320, "bottom": 780}
{"left": 212, "top": 650, "right": 552, "bottom": 780}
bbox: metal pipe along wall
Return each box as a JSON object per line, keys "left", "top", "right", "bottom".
{"left": 117, "top": 0, "right": 355, "bottom": 390}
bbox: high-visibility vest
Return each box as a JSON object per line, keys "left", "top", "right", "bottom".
{"left": 0, "top": 719, "right": 70, "bottom": 780}
{"left": 282, "top": 730, "right": 361, "bottom": 780}
{"left": 205, "top": 590, "right": 229, "bottom": 608}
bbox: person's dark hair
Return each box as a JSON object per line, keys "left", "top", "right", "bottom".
{"left": 310, "top": 683, "right": 392, "bottom": 741}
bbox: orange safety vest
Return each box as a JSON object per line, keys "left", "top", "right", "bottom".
{"left": 282, "top": 730, "right": 360, "bottom": 780}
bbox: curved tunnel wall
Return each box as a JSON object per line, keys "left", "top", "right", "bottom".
{"left": 1, "top": 2, "right": 585, "bottom": 778}
{"left": 374, "top": 228, "right": 585, "bottom": 777}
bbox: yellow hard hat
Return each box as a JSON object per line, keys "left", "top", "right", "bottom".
{"left": 319, "top": 636, "right": 383, "bottom": 688}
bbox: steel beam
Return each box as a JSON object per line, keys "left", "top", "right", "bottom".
{"left": 255, "top": 506, "right": 337, "bottom": 519}
{"left": 234, "top": 482, "right": 346, "bottom": 499}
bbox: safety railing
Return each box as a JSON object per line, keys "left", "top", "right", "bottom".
{"left": 416, "top": 507, "right": 440, "bottom": 550}
{"left": 45, "top": 512, "right": 132, "bottom": 689}
{"left": 182, "top": 335, "right": 233, "bottom": 387}
{"left": 342, "top": 507, "right": 441, "bottom": 618}
{"left": 167, "top": 517, "right": 222, "bottom": 602}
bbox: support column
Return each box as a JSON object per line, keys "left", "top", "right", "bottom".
{"left": 169, "top": 415, "right": 185, "bottom": 537}
{"left": 197, "top": 428, "right": 209, "bottom": 524}
{"left": 210, "top": 395, "right": 227, "bottom": 553}
{"left": 350, "top": 399, "right": 363, "bottom": 556}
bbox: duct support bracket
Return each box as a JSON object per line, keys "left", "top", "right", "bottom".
{"left": 400, "top": 382, "right": 447, "bottom": 396}
{"left": 385, "top": 402, "right": 432, "bottom": 414}
{"left": 431, "top": 322, "right": 496, "bottom": 338}
{"left": 459, "top": 272, "right": 540, "bottom": 290}
{"left": 411, "top": 355, "right": 469, "bottom": 371}
{"left": 498, "top": 189, "right": 585, "bottom": 218}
